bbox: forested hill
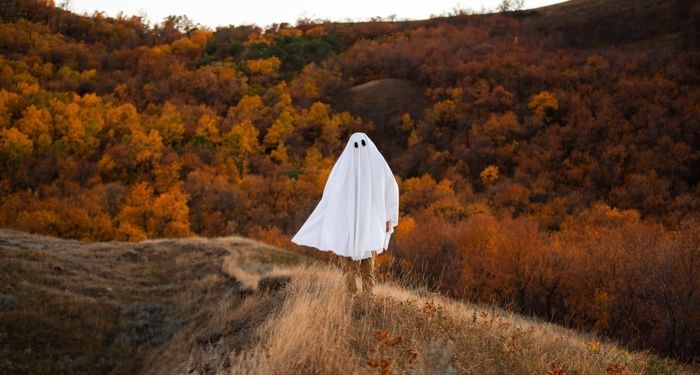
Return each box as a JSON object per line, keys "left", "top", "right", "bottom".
{"left": 1, "top": 0, "right": 699, "bottom": 359}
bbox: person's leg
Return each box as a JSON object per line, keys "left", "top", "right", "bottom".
{"left": 360, "top": 251, "right": 376, "bottom": 294}
{"left": 339, "top": 255, "right": 358, "bottom": 294}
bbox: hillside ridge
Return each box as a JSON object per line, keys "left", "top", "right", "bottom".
{"left": 1, "top": 229, "right": 696, "bottom": 374}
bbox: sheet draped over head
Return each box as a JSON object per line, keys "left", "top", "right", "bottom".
{"left": 291, "top": 132, "right": 399, "bottom": 260}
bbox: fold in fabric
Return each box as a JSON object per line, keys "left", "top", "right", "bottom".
{"left": 291, "top": 132, "right": 399, "bottom": 260}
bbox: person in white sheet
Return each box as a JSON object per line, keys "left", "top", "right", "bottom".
{"left": 291, "top": 132, "right": 399, "bottom": 294}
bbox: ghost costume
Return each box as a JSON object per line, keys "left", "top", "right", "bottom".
{"left": 291, "top": 132, "right": 399, "bottom": 260}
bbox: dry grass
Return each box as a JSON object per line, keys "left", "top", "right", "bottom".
{"left": 1, "top": 229, "right": 696, "bottom": 374}
{"left": 224, "top": 261, "right": 697, "bottom": 375}
{"left": 229, "top": 263, "right": 359, "bottom": 374}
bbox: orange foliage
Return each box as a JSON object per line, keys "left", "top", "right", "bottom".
{"left": 247, "top": 56, "right": 282, "bottom": 76}
{"left": 0, "top": 127, "right": 33, "bottom": 165}
{"left": 527, "top": 91, "right": 558, "bottom": 122}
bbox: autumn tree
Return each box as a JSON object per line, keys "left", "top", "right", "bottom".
{"left": 150, "top": 185, "right": 191, "bottom": 237}
{"left": 115, "top": 183, "right": 152, "bottom": 240}
{"left": 0, "top": 127, "right": 32, "bottom": 167}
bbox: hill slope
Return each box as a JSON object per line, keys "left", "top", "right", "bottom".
{"left": 0, "top": 229, "right": 695, "bottom": 374}
{"left": 522, "top": 0, "right": 698, "bottom": 50}
{"left": 331, "top": 78, "right": 429, "bottom": 157}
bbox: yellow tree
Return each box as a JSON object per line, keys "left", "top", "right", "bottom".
{"left": 481, "top": 111, "right": 523, "bottom": 144}
{"left": 528, "top": 91, "right": 558, "bottom": 122}
{"left": 270, "top": 141, "right": 290, "bottom": 166}
{"left": 299, "top": 147, "right": 332, "bottom": 195}
{"left": 127, "top": 127, "right": 163, "bottom": 168}
{"left": 306, "top": 101, "right": 331, "bottom": 126}
{"left": 15, "top": 105, "right": 52, "bottom": 151}
{"left": 52, "top": 101, "right": 89, "bottom": 155}
{"left": 225, "top": 95, "right": 265, "bottom": 126}
{"left": 274, "top": 88, "right": 293, "bottom": 111}
{"left": 480, "top": 165, "right": 499, "bottom": 186}
{"left": 264, "top": 110, "right": 295, "bottom": 149}
{"left": 74, "top": 93, "right": 104, "bottom": 155}
{"left": 401, "top": 174, "right": 440, "bottom": 213}
{"left": 194, "top": 113, "right": 222, "bottom": 145}
{"left": 146, "top": 102, "right": 185, "bottom": 146}
{"left": 0, "top": 89, "right": 20, "bottom": 128}
{"left": 224, "top": 119, "right": 260, "bottom": 174}
{"left": 116, "top": 182, "right": 154, "bottom": 240}
{"left": 150, "top": 185, "right": 191, "bottom": 238}
{"left": 296, "top": 101, "right": 340, "bottom": 153}
{"left": 246, "top": 56, "right": 281, "bottom": 84}
{"left": 105, "top": 103, "right": 140, "bottom": 140}
{"left": 154, "top": 158, "right": 182, "bottom": 194}
{"left": 171, "top": 29, "right": 213, "bottom": 59}
{"left": 0, "top": 127, "right": 33, "bottom": 166}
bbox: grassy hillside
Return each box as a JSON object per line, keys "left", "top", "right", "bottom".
{"left": 0, "top": 228, "right": 302, "bottom": 374}
{"left": 0, "top": 229, "right": 696, "bottom": 374}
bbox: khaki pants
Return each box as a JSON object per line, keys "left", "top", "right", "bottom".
{"left": 337, "top": 251, "right": 376, "bottom": 294}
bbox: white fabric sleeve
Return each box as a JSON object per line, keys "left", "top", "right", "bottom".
{"left": 385, "top": 166, "right": 399, "bottom": 229}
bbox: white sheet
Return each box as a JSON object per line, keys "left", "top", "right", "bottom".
{"left": 291, "top": 132, "right": 399, "bottom": 260}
